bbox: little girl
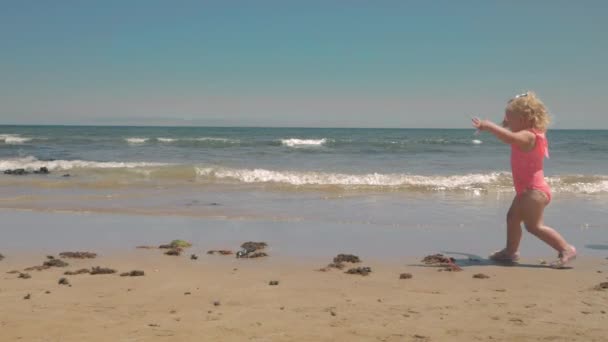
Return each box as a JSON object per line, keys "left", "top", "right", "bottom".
{"left": 472, "top": 91, "right": 576, "bottom": 268}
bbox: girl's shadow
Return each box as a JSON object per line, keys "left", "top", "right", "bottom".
{"left": 436, "top": 251, "right": 570, "bottom": 269}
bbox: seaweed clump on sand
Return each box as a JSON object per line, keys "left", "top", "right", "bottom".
{"left": 421, "top": 254, "right": 462, "bottom": 272}
{"left": 345, "top": 267, "right": 372, "bottom": 276}
{"left": 64, "top": 269, "right": 91, "bottom": 276}
{"left": 207, "top": 250, "right": 234, "bottom": 256}
{"left": 159, "top": 240, "right": 192, "bottom": 249}
{"left": 24, "top": 257, "right": 69, "bottom": 271}
{"left": 44, "top": 258, "right": 69, "bottom": 268}
{"left": 334, "top": 254, "right": 361, "bottom": 263}
{"left": 236, "top": 241, "right": 268, "bottom": 258}
{"left": 318, "top": 253, "right": 362, "bottom": 272}
{"left": 90, "top": 266, "right": 117, "bottom": 275}
{"left": 595, "top": 282, "right": 608, "bottom": 291}
{"left": 473, "top": 273, "right": 490, "bottom": 279}
{"left": 120, "top": 270, "right": 145, "bottom": 277}
{"left": 164, "top": 248, "right": 183, "bottom": 256}
{"left": 158, "top": 240, "right": 192, "bottom": 256}
{"left": 59, "top": 251, "right": 97, "bottom": 259}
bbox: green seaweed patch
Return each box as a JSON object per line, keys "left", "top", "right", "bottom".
{"left": 170, "top": 240, "right": 192, "bottom": 248}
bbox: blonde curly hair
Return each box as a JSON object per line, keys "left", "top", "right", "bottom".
{"left": 506, "top": 91, "right": 551, "bottom": 131}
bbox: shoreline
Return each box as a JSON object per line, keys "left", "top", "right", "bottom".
{"left": 2, "top": 207, "right": 607, "bottom": 259}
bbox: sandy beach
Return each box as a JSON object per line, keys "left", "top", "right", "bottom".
{"left": 1, "top": 247, "right": 607, "bottom": 342}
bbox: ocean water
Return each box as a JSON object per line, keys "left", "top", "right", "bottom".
{"left": 1, "top": 125, "right": 607, "bottom": 257}
{"left": 1, "top": 125, "right": 607, "bottom": 193}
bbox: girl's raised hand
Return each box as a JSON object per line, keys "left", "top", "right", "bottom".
{"left": 471, "top": 117, "right": 484, "bottom": 130}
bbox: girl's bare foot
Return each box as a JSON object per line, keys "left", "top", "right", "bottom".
{"left": 489, "top": 248, "right": 520, "bottom": 263}
{"left": 551, "top": 245, "right": 577, "bottom": 269}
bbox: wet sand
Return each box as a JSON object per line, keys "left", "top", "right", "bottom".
{"left": 1, "top": 250, "right": 607, "bottom": 341}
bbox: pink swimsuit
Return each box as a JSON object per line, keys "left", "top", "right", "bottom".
{"left": 511, "top": 129, "right": 551, "bottom": 202}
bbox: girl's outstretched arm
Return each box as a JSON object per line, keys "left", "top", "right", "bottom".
{"left": 472, "top": 118, "right": 535, "bottom": 150}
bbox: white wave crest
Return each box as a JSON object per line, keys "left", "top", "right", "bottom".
{"left": 125, "top": 137, "right": 149, "bottom": 144}
{"left": 192, "top": 137, "right": 235, "bottom": 142}
{"left": 547, "top": 176, "right": 608, "bottom": 194}
{"left": 195, "top": 166, "right": 507, "bottom": 190}
{"left": 157, "top": 137, "right": 238, "bottom": 144}
{"left": 0, "top": 156, "right": 169, "bottom": 172}
{"left": 471, "top": 139, "right": 482, "bottom": 145}
{"left": 0, "top": 134, "right": 32, "bottom": 144}
{"left": 281, "top": 138, "right": 327, "bottom": 148}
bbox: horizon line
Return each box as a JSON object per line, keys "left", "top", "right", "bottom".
{"left": 0, "top": 123, "right": 606, "bottom": 131}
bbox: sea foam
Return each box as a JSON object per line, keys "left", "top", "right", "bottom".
{"left": 0, "top": 156, "right": 168, "bottom": 172}
{"left": 281, "top": 138, "right": 327, "bottom": 147}
{"left": 0, "top": 134, "right": 32, "bottom": 144}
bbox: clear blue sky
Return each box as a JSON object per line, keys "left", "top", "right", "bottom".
{"left": 1, "top": 1, "right": 607, "bottom": 128}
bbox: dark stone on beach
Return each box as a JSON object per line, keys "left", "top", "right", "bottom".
{"left": 120, "top": 270, "right": 145, "bottom": 277}
{"left": 191, "top": 254, "right": 198, "bottom": 260}
{"left": 90, "top": 266, "right": 117, "bottom": 275}
{"left": 33, "top": 167, "right": 49, "bottom": 174}
{"left": 269, "top": 280, "right": 279, "bottom": 286}
{"left": 0, "top": 253, "right": 4, "bottom": 261}
{"left": 46, "top": 255, "right": 55, "bottom": 260}
{"left": 333, "top": 254, "right": 361, "bottom": 263}
{"left": 44, "top": 258, "right": 69, "bottom": 268}
{"left": 62, "top": 174, "right": 70, "bottom": 177}
{"left": 473, "top": 273, "right": 490, "bottom": 279}
{"left": 400, "top": 273, "right": 413, "bottom": 279}
{"left": 18, "top": 273, "right": 31, "bottom": 279}
{"left": 346, "top": 267, "right": 372, "bottom": 276}
{"left": 595, "top": 282, "right": 608, "bottom": 290}
{"left": 58, "top": 277, "right": 70, "bottom": 285}
{"left": 24, "top": 294, "right": 31, "bottom": 300}
{"left": 184, "top": 292, "right": 191, "bottom": 295}
{"left": 213, "top": 300, "right": 221, "bottom": 306}
{"left": 45, "top": 291, "right": 51, "bottom": 294}
{"left": 59, "top": 251, "right": 97, "bottom": 259}
{"left": 165, "top": 248, "right": 182, "bottom": 256}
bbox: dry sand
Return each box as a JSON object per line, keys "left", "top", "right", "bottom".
{"left": 1, "top": 250, "right": 607, "bottom": 342}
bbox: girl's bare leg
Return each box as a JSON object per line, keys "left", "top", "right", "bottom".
{"left": 505, "top": 196, "right": 523, "bottom": 255}
{"left": 519, "top": 190, "right": 570, "bottom": 252}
